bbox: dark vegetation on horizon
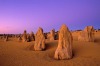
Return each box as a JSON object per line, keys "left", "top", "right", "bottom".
{"left": 0, "top": 29, "right": 100, "bottom": 35}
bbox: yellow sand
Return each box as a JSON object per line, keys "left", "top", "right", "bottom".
{"left": 0, "top": 31, "right": 100, "bottom": 66}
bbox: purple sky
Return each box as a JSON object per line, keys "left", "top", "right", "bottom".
{"left": 0, "top": 0, "right": 100, "bottom": 34}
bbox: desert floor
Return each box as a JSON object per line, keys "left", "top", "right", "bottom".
{"left": 0, "top": 31, "right": 100, "bottom": 66}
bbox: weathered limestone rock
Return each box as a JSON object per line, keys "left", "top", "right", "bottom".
{"left": 18, "top": 36, "right": 22, "bottom": 41}
{"left": 4, "top": 36, "right": 8, "bottom": 42}
{"left": 0, "top": 36, "right": 2, "bottom": 39}
{"left": 34, "top": 27, "right": 45, "bottom": 51}
{"left": 54, "top": 24, "right": 73, "bottom": 60}
{"left": 22, "top": 30, "right": 27, "bottom": 42}
{"left": 55, "top": 31, "right": 59, "bottom": 40}
{"left": 30, "top": 31, "right": 35, "bottom": 41}
{"left": 48, "top": 29, "right": 55, "bottom": 40}
{"left": 26, "top": 34, "right": 31, "bottom": 42}
{"left": 78, "top": 26, "right": 95, "bottom": 42}
{"left": 44, "top": 33, "right": 48, "bottom": 39}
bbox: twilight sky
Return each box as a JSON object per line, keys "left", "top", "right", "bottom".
{"left": 0, "top": 0, "right": 100, "bottom": 34}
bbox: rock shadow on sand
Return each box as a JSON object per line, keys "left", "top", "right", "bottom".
{"left": 45, "top": 41, "right": 58, "bottom": 50}
{"left": 94, "top": 38, "right": 100, "bottom": 43}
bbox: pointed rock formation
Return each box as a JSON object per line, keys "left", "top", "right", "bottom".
{"left": 44, "top": 33, "right": 48, "bottom": 39}
{"left": 30, "top": 31, "right": 35, "bottom": 41}
{"left": 22, "top": 30, "right": 27, "bottom": 42}
{"left": 18, "top": 36, "right": 22, "bottom": 41}
{"left": 4, "top": 36, "right": 8, "bottom": 42}
{"left": 55, "top": 31, "right": 59, "bottom": 40}
{"left": 49, "top": 29, "right": 55, "bottom": 40}
{"left": 34, "top": 27, "right": 45, "bottom": 51}
{"left": 54, "top": 24, "right": 73, "bottom": 60}
{"left": 26, "top": 34, "right": 31, "bottom": 42}
{"left": 78, "top": 26, "right": 95, "bottom": 42}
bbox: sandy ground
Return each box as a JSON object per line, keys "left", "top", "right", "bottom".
{"left": 0, "top": 31, "right": 100, "bottom": 66}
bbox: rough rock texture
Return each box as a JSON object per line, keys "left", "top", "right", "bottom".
{"left": 22, "top": 30, "right": 27, "bottom": 42}
{"left": 44, "top": 33, "right": 48, "bottom": 39}
{"left": 0, "top": 36, "right": 3, "bottom": 39}
{"left": 34, "top": 27, "right": 45, "bottom": 51}
{"left": 18, "top": 36, "right": 22, "bottom": 41}
{"left": 26, "top": 34, "right": 31, "bottom": 42}
{"left": 55, "top": 31, "right": 59, "bottom": 40}
{"left": 54, "top": 24, "right": 73, "bottom": 60}
{"left": 48, "top": 29, "right": 55, "bottom": 40}
{"left": 78, "top": 26, "right": 95, "bottom": 42}
{"left": 3, "top": 34, "right": 6, "bottom": 39}
{"left": 4, "top": 36, "right": 8, "bottom": 42}
{"left": 30, "top": 32, "right": 35, "bottom": 41}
